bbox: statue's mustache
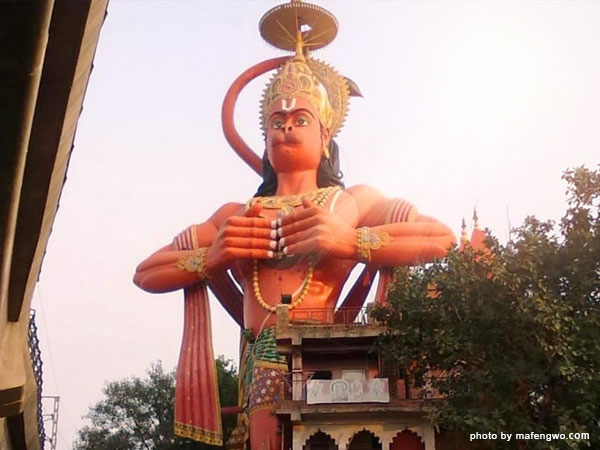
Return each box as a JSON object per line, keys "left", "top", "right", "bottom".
{"left": 272, "top": 132, "right": 304, "bottom": 145}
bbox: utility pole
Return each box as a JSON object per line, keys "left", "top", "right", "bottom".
{"left": 42, "top": 396, "right": 60, "bottom": 450}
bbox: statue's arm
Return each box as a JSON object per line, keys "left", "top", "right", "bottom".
{"left": 348, "top": 185, "right": 456, "bottom": 266}
{"left": 134, "top": 201, "right": 276, "bottom": 293}
{"left": 133, "top": 203, "right": 243, "bottom": 293}
{"left": 277, "top": 186, "right": 455, "bottom": 266}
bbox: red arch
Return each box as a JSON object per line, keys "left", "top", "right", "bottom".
{"left": 303, "top": 430, "right": 338, "bottom": 450}
{"left": 347, "top": 429, "right": 382, "bottom": 450}
{"left": 390, "top": 430, "right": 424, "bottom": 450}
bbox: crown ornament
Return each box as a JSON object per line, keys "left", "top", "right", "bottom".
{"left": 259, "top": 1, "right": 352, "bottom": 138}
{"left": 220, "top": 1, "right": 362, "bottom": 175}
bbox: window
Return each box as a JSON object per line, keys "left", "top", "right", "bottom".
{"left": 341, "top": 370, "right": 365, "bottom": 380}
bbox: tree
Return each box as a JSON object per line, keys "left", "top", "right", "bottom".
{"left": 374, "top": 166, "right": 599, "bottom": 450}
{"left": 74, "top": 357, "right": 238, "bottom": 450}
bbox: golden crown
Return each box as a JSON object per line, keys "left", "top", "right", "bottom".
{"left": 261, "top": 55, "right": 348, "bottom": 138}
{"left": 259, "top": 1, "right": 352, "bottom": 138}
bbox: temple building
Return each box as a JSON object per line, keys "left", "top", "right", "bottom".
{"left": 273, "top": 304, "right": 434, "bottom": 450}
{"left": 270, "top": 212, "right": 487, "bottom": 450}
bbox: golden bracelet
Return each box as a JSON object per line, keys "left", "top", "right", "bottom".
{"left": 356, "top": 227, "right": 371, "bottom": 262}
{"left": 356, "top": 227, "right": 393, "bottom": 263}
{"left": 175, "top": 248, "right": 211, "bottom": 280}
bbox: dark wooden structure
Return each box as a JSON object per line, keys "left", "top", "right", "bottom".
{"left": 0, "top": 1, "right": 108, "bottom": 447}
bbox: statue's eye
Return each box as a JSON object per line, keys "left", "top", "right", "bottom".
{"left": 295, "top": 115, "right": 309, "bottom": 126}
{"left": 272, "top": 119, "right": 284, "bottom": 129}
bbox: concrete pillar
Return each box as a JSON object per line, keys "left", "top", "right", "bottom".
{"left": 291, "top": 350, "right": 303, "bottom": 401}
{"left": 292, "top": 434, "right": 303, "bottom": 450}
{"left": 335, "top": 433, "right": 347, "bottom": 450}
{"left": 422, "top": 425, "right": 436, "bottom": 450}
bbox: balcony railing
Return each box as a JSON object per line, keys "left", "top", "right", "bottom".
{"left": 289, "top": 306, "right": 372, "bottom": 325}
{"left": 306, "top": 378, "right": 390, "bottom": 404}
{"left": 277, "top": 371, "right": 446, "bottom": 403}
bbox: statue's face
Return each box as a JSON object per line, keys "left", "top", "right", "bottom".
{"left": 266, "top": 97, "right": 330, "bottom": 173}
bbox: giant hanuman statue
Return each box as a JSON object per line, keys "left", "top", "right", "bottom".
{"left": 134, "top": 2, "right": 455, "bottom": 449}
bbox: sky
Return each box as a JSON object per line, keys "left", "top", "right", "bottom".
{"left": 31, "top": 1, "right": 599, "bottom": 448}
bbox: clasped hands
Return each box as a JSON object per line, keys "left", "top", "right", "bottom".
{"left": 205, "top": 199, "right": 356, "bottom": 272}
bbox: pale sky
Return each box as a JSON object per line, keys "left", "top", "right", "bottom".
{"left": 31, "top": 1, "right": 599, "bottom": 448}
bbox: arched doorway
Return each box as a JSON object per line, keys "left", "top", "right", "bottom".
{"left": 347, "top": 430, "right": 382, "bottom": 450}
{"left": 303, "top": 430, "right": 338, "bottom": 450}
{"left": 389, "top": 430, "right": 424, "bottom": 450}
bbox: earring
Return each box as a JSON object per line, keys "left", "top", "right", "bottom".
{"left": 323, "top": 143, "right": 330, "bottom": 159}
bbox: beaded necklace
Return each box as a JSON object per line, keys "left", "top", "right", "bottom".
{"left": 252, "top": 186, "right": 341, "bottom": 313}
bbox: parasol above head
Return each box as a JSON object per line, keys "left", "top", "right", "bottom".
{"left": 222, "top": 1, "right": 360, "bottom": 176}
{"left": 259, "top": 0, "right": 339, "bottom": 56}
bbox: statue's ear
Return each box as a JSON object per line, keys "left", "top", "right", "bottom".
{"left": 321, "top": 125, "right": 331, "bottom": 147}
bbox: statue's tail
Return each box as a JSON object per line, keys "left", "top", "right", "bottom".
{"left": 221, "top": 57, "right": 287, "bottom": 176}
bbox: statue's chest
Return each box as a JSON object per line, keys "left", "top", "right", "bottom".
{"left": 245, "top": 186, "right": 341, "bottom": 218}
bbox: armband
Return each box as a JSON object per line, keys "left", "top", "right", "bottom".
{"left": 356, "top": 227, "right": 392, "bottom": 262}
{"left": 175, "top": 248, "right": 211, "bottom": 280}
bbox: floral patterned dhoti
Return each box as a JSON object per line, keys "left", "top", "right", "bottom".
{"left": 227, "top": 326, "right": 288, "bottom": 449}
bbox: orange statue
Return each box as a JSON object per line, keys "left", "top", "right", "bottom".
{"left": 133, "top": 2, "right": 455, "bottom": 449}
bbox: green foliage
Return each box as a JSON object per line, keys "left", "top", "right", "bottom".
{"left": 216, "top": 356, "right": 238, "bottom": 443}
{"left": 74, "top": 357, "right": 238, "bottom": 450}
{"left": 374, "top": 166, "right": 599, "bottom": 450}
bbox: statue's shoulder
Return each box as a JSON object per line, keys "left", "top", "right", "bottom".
{"left": 345, "top": 184, "right": 386, "bottom": 209}
{"left": 206, "top": 202, "right": 245, "bottom": 227}
{"left": 342, "top": 185, "right": 383, "bottom": 224}
{"left": 345, "top": 185, "right": 418, "bottom": 225}
{"left": 345, "top": 184, "right": 383, "bottom": 200}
